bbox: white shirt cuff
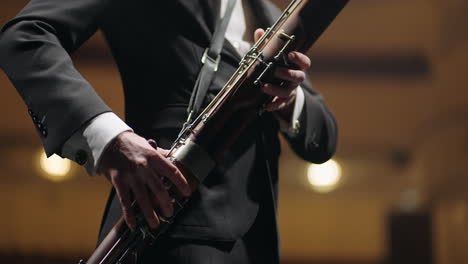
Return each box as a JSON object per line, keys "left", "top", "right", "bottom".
{"left": 276, "top": 86, "right": 305, "bottom": 137}
{"left": 61, "top": 112, "right": 132, "bottom": 175}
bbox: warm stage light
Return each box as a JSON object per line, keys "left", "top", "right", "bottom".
{"left": 307, "top": 159, "right": 342, "bottom": 193}
{"left": 38, "top": 151, "right": 72, "bottom": 182}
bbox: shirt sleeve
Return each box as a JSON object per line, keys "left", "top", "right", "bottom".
{"left": 275, "top": 86, "right": 305, "bottom": 137}
{"left": 61, "top": 112, "right": 132, "bottom": 175}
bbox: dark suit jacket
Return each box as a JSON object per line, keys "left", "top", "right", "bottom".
{"left": 0, "top": 0, "right": 337, "bottom": 252}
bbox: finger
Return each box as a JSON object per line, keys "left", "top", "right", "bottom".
{"left": 148, "top": 153, "right": 191, "bottom": 197}
{"left": 158, "top": 148, "right": 170, "bottom": 157}
{"left": 263, "top": 83, "right": 296, "bottom": 98}
{"left": 254, "top": 28, "right": 265, "bottom": 42}
{"left": 274, "top": 67, "right": 305, "bottom": 84}
{"left": 264, "top": 97, "right": 288, "bottom": 112}
{"left": 129, "top": 178, "right": 160, "bottom": 229}
{"left": 110, "top": 170, "right": 136, "bottom": 229}
{"left": 146, "top": 171, "right": 174, "bottom": 218}
{"left": 288, "top": 51, "right": 311, "bottom": 71}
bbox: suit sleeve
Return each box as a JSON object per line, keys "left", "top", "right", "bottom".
{"left": 259, "top": 0, "right": 337, "bottom": 163}
{"left": 282, "top": 79, "right": 338, "bottom": 164}
{"left": 0, "top": 0, "right": 113, "bottom": 156}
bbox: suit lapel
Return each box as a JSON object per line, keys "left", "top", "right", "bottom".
{"left": 220, "top": 0, "right": 283, "bottom": 63}
{"left": 205, "top": 0, "right": 221, "bottom": 31}
{"left": 249, "top": 0, "right": 275, "bottom": 29}
{"left": 221, "top": 0, "right": 279, "bottom": 60}
{"left": 176, "top": 0, "right": 281, "bottom": 63}
{"left": 220, "top": 0, "right": 272, "bottom": 62}
{"left": 176, "top": 0, "right": 213, "bottom": 43}
{"left": 175, "top": 0, "right": 237, "bottom": 62}
{"left": 210, "top": 0, "right": 244, "bottom": 62}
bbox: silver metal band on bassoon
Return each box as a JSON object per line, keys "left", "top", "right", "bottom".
{"left": 172, "top": 139, "right": 216, "bottom": 182}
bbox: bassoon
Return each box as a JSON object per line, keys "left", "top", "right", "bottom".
{"left": 80, "top": 0, "right": 348, "bottom": 263}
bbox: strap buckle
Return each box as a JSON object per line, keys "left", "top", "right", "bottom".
{"left": 201, "top": 48, "right": 221, "bottom": 72}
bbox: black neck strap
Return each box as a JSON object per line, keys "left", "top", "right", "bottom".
{"left": 186, "top": 0, "right": 237, "bottom": 124}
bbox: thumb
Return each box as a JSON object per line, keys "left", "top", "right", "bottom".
{"left": 254, "top": 28, "right": 265, "bottom": 43}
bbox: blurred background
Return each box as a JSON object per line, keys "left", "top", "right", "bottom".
{"left": 1, "top": 0, "right": 467, "bottom": 263}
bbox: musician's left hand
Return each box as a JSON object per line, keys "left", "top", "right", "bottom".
{"left": 254, "top": 28, "right": 311, "bottom": 118}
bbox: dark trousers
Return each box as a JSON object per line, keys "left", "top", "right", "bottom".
{"left": 138, "top": 194, "right": 279, "bottom": 264}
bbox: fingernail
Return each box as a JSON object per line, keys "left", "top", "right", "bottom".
{"left": 288, "top": 52, "right": 295, "bottom": 60}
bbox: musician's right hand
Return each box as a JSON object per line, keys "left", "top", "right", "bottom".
{"left": 97, "top": 131, "right": 191, "bottom": 229}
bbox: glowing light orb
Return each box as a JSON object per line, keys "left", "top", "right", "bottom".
{"left": 307, "top": 159, "right": 342, "bottom": 193}
{"left": 39, "top": 152, "right": 72, "bottom": 182}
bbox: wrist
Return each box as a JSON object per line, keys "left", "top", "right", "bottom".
{"left": 96, "top": 130, "right": 134, "bottom": 174}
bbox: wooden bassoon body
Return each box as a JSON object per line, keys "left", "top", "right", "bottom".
{"left": 80, "top": 0, "right": 348, "bottom": 263}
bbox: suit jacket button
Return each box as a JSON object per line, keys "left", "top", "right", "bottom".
{"left": 75, "top": 150, "right": 88, "bottom": 165}
{"left": 41, "top": 129, "right": 48, "bottom": 137}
